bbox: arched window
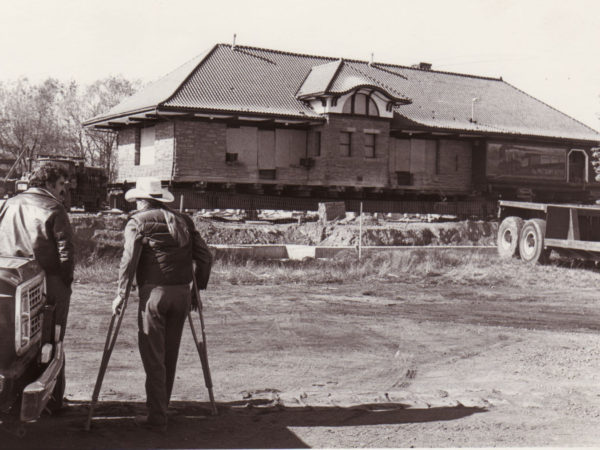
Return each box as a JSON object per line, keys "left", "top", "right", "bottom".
{"left": 567, "top": 149, "right": 588, "bottom": 183}
{"left": 342, "top": 92, "right": 380, "bottom": 116}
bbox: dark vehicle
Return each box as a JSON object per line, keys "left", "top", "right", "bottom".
{"left": 0, "top": 156, "right": 21, "bottom": 200}
{"left": 0, "top": 256, "right": 64, "bottom": 427}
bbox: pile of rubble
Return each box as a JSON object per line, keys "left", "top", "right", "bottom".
{"left": 70, "top": 209, "right": 498, "bottom": 261}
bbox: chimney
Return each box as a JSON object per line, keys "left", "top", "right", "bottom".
{"left": 412, "top": 62, "right": 432, "bottom": 70}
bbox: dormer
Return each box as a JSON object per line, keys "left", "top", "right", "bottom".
{"left": 296, "top": 59, "right": 411, "bottom": 118}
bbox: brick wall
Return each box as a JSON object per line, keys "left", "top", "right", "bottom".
{"left": 116, "top": 122, "right": 174, "bottom": 182}
{"left": 114, "top": 116, "right": 474, "bottom": 193}
{"left": 318, "top": 115, "right": 391, "bottom": 187}
{"left": 173, "top": 120, "right": 324, "bottom": 185}
{"left": 389, "top": 137, "right": 473, "bottom": 191}
{"left": 173, "top": 120, "right": 232, "bottom": 182}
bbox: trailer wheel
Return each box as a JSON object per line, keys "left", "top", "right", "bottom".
{"left": 519, "top": 219, "right": 550, "bottom": 264}
{"left": 497, "top": 216, "right": 524, "bottom": 259}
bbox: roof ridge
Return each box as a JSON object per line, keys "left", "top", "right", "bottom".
{"left": 378, "top": 62, "right": 503, "bottom": 82}
{"left": 156, "top": 46, "right": 213, "bottom": 81}
{"left": 229, "top": 46, "right": 277, "bottom": 65}
{"left": 501, "top": 79, "right": 600, "bottom": 135}
{"left": 158, "top": 44, "right": 219, "bottom": 108}
{"left": 370, "top": 63, "right": 408, "bottom": 81}
{"left": 345, "top": 63, "right": 406, "bottom": 99}
{"left": 323, "top": 59, "right": 344, "bottom": 95}
{"left": 216, "top": 43, "right": 336, "bottom": 63}
{"left": 215, "top": 43, "right": 504, "bottom": 82}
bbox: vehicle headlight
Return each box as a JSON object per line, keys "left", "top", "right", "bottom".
{"left": 15, "top": 273, "right": 45, "bottom": 355}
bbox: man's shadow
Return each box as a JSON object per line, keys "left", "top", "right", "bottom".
{"left": 4, "top": 399, "right": 487, "bottom": 449}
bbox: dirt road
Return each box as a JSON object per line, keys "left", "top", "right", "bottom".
{"left": 4, "top": 261, "right": 600, "bottom": 448}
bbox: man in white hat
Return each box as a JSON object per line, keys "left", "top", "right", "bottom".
{"left": 113, "top": 177, "right": 212, "bottom": 432}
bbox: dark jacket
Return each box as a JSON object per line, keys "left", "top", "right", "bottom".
{"left": 0, "top": 188, "right": 74, "bottom": 286}
{"left": 117, "top": 206, "right": 212, "bottom": 297}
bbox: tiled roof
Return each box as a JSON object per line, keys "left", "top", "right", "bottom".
{"left": 85, "top": 43, "right": 600, "bottom": 142}
{"left": 383, "top": 65, "right": 600, "bottom": 141}
{"left": 296, "top": 60, "right": 409, "bottom": 102}
{"left": 328, "top": 63, "right": 409, "bottom": 101}
{"left": 87, "top": 48, "right": 212, "bottom": 122}
{"left": 162, "top": 45, "right": 324, "bottom": 118}
{"left": 295, "top": 60, "right": 342, "bottom": 98}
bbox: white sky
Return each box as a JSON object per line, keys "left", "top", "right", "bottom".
{"left": 1, "top": 0, "right": 599, "bottom": 131}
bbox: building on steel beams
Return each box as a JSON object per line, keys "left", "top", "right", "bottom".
{"left": 84, "top": 43, "right": 600, "bottom": 215}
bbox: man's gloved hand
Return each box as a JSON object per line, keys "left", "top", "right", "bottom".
{"left": 112, "top": 295, "right": 124, "bottom": 315}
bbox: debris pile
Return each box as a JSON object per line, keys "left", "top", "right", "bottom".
{"left": 70, "top": 211, "right": 498, "bottom": 261}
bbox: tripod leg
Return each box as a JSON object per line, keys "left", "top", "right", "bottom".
{"left": 188, "top": 313, "right": 218, "bottom": 415}
{"left": 84, "top": 300, "right": 129, "bottom": 431}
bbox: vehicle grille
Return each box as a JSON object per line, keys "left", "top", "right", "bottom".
{"left": 26, "top": 281, "right": 44, "bottom": 340}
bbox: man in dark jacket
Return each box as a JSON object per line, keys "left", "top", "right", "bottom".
{"left": 0, "top": 163, "right": 74, "bottom": 409}
{"left": 113, "top": 177, "right": 212, "bottom": 432}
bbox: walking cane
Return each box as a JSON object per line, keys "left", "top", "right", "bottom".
{"left": 85, "top": 245, "right": 141, "bottom": 431}
{"left": 188, "top": 272, "right": 218, "bottom": 415}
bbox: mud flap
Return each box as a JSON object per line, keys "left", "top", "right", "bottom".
{"left": 20, "top": 341, "right": 64, "bottom": 422}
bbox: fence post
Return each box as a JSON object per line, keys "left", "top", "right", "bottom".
{"left": 179, "top": 193, "right": 184, "bottom": 213}
{"left": 358, "top": 202, "right": 363, "bottom": 260}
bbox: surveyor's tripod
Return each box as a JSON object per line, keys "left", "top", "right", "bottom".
{"left": 84, "top": 266, "right": 217, "bottom": 431}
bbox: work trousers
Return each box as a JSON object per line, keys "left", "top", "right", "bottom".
{"left": 138, "top": 283, "right": 190, "bottom": 425}
{"left": 45, "top": 275, "right": 71, "bottom": 405}
{"left": 46, "top": 275, "right": 72, "bottom": 341}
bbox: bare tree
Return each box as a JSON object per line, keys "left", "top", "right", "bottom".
{"left": 0, "top": 78, "right": 70, "bottom": 172}
{"left": 0, "top": 76, "right": 139, "bottom": 181}
{"left": 62, "top": 76, "right": 140, "bottom": 181}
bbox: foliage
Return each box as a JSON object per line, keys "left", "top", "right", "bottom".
{"left": 593, "top": 147, "right": 600, "bottom": 182}
{"left": 74, "top": 248, "right": 600, "bottom": 289}
{"left": 0, "top": 76, "right": 140, "bottom": 180}
{"left": 0, "top": 78, "right": 65, "bottom": 171}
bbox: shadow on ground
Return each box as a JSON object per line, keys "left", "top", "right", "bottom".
{"left": 2, "top": 399, "right": 486, "bottom": 449}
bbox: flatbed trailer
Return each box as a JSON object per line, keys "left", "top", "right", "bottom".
{"left": 497, "top": 200, "right": 600, "bottom": 264}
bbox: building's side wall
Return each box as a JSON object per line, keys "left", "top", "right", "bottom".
{"left": 318, "top": 115, "right": 391, "bottom": 187}
{"left": 174, "top": 120, "right": 229, "bottom": 181}
{"left": 388, "top": 137, "right": 473, "bottom": 191}
{"left": 172, "top": 120, "right": 315, "bottom": 184}
{"left": 115, "top": 122, "right": 174, "bottom": 182}
{"left": 113, "top": 116, "right": 595, "bottom": 200}
{"left": 484, "top": 140, "right": 597, "bottom": 185}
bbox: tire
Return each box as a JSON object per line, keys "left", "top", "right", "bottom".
{"left": 497, "top": 216, "right": 524, "bottom": 259}
{"left": 519, "top": 219, "right": 550, "bottom": 265}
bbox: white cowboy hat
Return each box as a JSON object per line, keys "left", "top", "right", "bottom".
{"left": 124, "top": 177, "right": 174, "bottom": 203}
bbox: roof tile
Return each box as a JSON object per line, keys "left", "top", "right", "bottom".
{"left": 86, "top": 43, "right": 600, "bottom": 142}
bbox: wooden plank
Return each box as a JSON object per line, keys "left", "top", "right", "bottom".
{"left": 500, "top": 199, "right": 600, "bottom": 210}
{"left": 544, "top": 238, "right": 600, "bottom": 252}
{"left": 258, "top": 130, "right": 276, "bottom": 169}
{"left": 568, "top": 208, "right": 580, "bottom": 240}
{"left": 498, "top": 200, "right": 547, "bottom": 211}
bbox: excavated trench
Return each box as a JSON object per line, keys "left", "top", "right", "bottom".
{"left": 70, "top": 213, "right": 498, "bottom": 261}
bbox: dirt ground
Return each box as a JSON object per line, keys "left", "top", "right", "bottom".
{"left": 4, "top": 258, "right": 600, "bottom": 448}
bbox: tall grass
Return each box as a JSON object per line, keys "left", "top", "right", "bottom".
{"left": 74, "top": 249, "right": 600, "bottom": 288}
{"left": 74, "top": 258, "right": 119, "bottom": 284}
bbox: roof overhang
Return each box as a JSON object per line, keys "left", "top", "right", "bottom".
{"left": 391, "top": 123, "right": 600, "bottom": 145}
{"left": 84, "top": 106, "right": 325, "bottom": 130}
